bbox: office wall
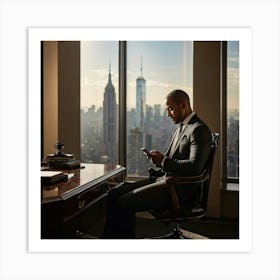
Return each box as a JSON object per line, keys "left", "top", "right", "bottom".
{"left": 221, "top": 190, "right": 239, "bottom": 218}
{"left": 193, "top": 41, "right": 221, "bottom": 218}
{"left": 43, "top": 41, "right": 58, "bottom": 155}
{"left": 42, "top": 41, "right": 80, "bottom": 159}
{"left": 58, "top": 41, "right": 81, "bottom": 159}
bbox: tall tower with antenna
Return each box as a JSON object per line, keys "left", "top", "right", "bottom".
{"left": 136, "top": 56, "right": 146, "bottom": 130}
{"left": 103, "top": 61, "right": 117, "bottom": 163}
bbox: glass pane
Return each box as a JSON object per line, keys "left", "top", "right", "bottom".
{"left": 227, "top": 41, "right": 239, "bottom": 179}
{"left": 80, "top": 41, "right": 119, "bottom": 165}
{"left": 127, "top": 41, "right": 193, "bottom": 176}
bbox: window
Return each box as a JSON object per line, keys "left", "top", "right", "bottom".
{"left": 226, "top": 41, "right": 239, "bottom": 190}
{"left": 80, "top": 41, "right": 119, "bottom": 165}
{"left": 41, "top": 39, "right": 239, "bottom": 223}
{"left": 79, "top": 40, "right": 237, "bottom": 186}
{"left": 126, "top": 41, "right": 193, "bottom": 176}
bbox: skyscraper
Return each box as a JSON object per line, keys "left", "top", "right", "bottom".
{"left": 135, "top": 58, "right": 146, "bottom": 130}
{"left": 153, "top": 104, "right": 161, "bottom": 125}
{"left": 103, "top": 63, "right": 117, "bottom": 163}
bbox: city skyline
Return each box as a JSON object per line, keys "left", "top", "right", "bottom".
{"left": 81, "top": 41, "right": 193, "bottom": 110}
{"left": 81, "top": 41, "right": 239, "bottom": 112}
{"left": 81, "top": 51, "right": 239, "bottom": 177}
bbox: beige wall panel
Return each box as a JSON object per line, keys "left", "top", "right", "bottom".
{"left": 58, "top": 41, "right": 81, "bottom": 159}
{"left": 43, "top": 41, "right": 58, "bottom": 156}
{"left": 193, "top": 41, "right": 221, "bottom": 218}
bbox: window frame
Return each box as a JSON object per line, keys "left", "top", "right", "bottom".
{"left": 221, "top": 41, "right": 239, "bottom": 191}
{"left": 79, "top": 40, "right": 239, "bottom": 187}
{"left": 118, "top": 41, "right": 127, "bottom": 169}
{"left": 42, "top": 40, "right": 239, "bottom": 188}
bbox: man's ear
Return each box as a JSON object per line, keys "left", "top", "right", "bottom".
{"left": 180, "top": 102, "right": 186, "bottom": 110}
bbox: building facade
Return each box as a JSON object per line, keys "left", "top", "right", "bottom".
{"left": 135, "top": 63, "right": 146, "bottom": 130}
{"left": 103, "top": 64, "right": 117, "bottom": 163}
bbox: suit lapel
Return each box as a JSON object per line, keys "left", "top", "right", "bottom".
{"left": 166, "top": 115, "right": 199, "bottom": 158}
{"left": 169, "top": 124, "right": 188, "bottom": 158}
{"left": 168, "top": 114, "right": 198, "bottom": 158}
{"left": 165, "top": 126, "right": 180, "bottom": 156}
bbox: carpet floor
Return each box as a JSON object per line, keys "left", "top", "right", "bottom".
{"left": 86, "top": 211, "right": 239, "bottom": 239}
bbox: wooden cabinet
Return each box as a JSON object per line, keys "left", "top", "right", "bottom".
{"left": 41, "top": 163, "right": 125, "bottom": 238}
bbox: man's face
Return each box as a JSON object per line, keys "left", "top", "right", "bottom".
{"left": 165, "top": 98, "right": 185, "bottom": 124}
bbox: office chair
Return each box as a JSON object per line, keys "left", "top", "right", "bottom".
{"left": 149, "top": 133, "right": 219, "bottom": 239}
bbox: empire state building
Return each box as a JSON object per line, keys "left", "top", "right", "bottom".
{"left": 136, "top": 58, "right": 146, "bottom": 130}
{"left": 103, "top": 64, "right": 117, "bottom": 163}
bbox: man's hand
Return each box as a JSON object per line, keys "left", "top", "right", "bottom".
{"left": 149, "top": 150, "right": 164, "bottom": 166}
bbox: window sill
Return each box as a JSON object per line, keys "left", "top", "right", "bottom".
{"left": 224, "top": 183, "right": 239, "bottom": 192}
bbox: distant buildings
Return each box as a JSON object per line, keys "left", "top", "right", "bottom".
{"left": 227, "top": 111, "right": 239, "bottom": 177}
{"left": 153, "top": 104, "right": 161, "bottom": 127}
{"left": 80, "top": 105, "right": 103, "bottom": 163}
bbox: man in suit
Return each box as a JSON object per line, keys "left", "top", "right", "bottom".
{"left": 102, "top": 89, "right": 212, "bottom": 238}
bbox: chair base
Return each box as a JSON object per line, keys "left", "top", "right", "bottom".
{"left": 151, "top": 228, "right": 189, "bottom": 239}
{"left": 150, "top": 223, "right": 209, "bottom": 239}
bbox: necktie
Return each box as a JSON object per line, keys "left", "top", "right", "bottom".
{"left": 179, "top": 123, "right": 183, "bottom": 133}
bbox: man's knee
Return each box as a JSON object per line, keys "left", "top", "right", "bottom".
{"left": 107, "top": 182, "right": 133, "bottom": 201}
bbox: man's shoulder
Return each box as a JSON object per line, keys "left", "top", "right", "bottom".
{"left": 189, "top": 114, "right": 210, "bottom": 130}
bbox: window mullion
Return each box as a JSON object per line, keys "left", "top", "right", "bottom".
{"left": 221, "top": 41, "right": 227, "bottom": 189}
{"left": 118, "top": 41, "right": 127, "bottom": 168}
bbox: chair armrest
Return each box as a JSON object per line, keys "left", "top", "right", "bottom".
{"left": 166, "top": 170, "right": 209, "bottom": 185}
{"left": 166, "top": 181, "right": 180, "bottom": 218}
{"left": 165, "top": 170, "right": 210, "bottom": 218}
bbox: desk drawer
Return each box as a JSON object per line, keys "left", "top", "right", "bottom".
{"left": 63, "top": 182, "right": 122, "bottom": 220}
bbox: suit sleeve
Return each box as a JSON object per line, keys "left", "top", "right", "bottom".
{"left": 162, "top": 125, "right": 212, "bottom": 176}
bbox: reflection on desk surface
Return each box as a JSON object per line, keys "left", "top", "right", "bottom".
{"left": 41, "top": 163, "right": 124, "bottom": 201}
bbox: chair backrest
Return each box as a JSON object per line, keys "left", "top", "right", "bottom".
{"left": 199, "top": 132, "right": 219, "bottom": 210}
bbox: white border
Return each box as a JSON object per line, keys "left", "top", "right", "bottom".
{"left": 28, "top": 27, "right": 252, "bottom": 253}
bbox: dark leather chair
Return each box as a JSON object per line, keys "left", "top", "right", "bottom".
{"left": 149, "top": 133, "right": 219, "bottom": 239}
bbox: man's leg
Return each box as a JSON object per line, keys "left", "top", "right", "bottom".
{"left": 118, "top": 179, "right": 173, "bottom": 213}
{"left": 102, "top": 178, "right": 173, "bottom": 239}
{"left": 102, "top": 179, "right": 153, "bottom": 239}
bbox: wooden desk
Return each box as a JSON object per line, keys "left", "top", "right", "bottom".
{"left": 41, "top": 163, "right": 126, "bottom": 238}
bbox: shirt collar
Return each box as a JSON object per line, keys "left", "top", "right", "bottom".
{"left": 181, "top": 111, "right": 196, "bottom": 126}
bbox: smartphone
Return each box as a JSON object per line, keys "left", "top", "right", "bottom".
{"left": 141, "top": 148, "right": 151, "bottom": 157}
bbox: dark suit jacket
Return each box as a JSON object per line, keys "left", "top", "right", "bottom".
{"left": 163, "top": 114, "right": 212, "bottom": 177}
{"left": 161, "top": 114, "right": 212, "bottom": 209}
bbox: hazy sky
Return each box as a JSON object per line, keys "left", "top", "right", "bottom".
{"left": 81, "top": 41, "right": 119, "bottom": 110}
{"left": 227, "top": 41, "right": 239, "bottom": 112}
{"left": 81, "top": 41, "right": 239, "bottom": 111}
{"left": 81, "top": 41, "right": 193, "bottom": 110}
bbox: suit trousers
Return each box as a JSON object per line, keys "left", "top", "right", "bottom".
{"left": 102, "top": 177, "right": 199, "bottom": 239}
{"left": 102, "top": 178, "right": 174, "bottom": 239}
